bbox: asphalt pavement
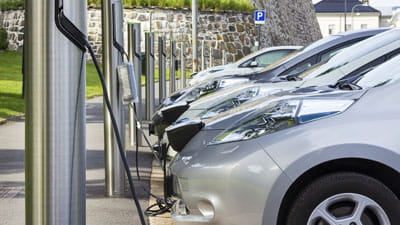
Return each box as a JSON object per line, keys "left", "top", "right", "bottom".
{"left": 0, "top": 97, "right": 154, "bottom": 225}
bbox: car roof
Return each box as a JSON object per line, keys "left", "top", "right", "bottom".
{"left": 286, "top": 28, "right": 391, "bottom": 66}
{"left": 253, "top": 28, "right": 392, "bottom": 79}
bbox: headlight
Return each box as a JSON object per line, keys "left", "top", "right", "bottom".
{"left": 199, "top": 87, "right": 261, "bottom": 119}
{"left": 209, "top": 99, "right": 354, "bottom": 145}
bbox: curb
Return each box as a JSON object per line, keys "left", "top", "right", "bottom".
{"left": 0, "top": 114, "right": 24, "bottom": 125}
{"left": 148, "top": 159, "right": 176, "bottom": 225}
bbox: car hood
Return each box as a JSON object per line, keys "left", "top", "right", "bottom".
{"left": 177, "top": 81, "right": 302, "bottom": 121}
{"left": 203, "top": 86, "right": 366, "bottom": 130}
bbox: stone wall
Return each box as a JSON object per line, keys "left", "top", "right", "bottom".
{"left": 0, "top": 2, "right": 322, "bottom": 67}
{"left": 88, "top": 7, "right": 266, "bottom": 66}
{"left": 0, "top": 9, "right": 24, "bottom": 51}
{"left": 251, "top": 0, "right": 322, "bottom": 46}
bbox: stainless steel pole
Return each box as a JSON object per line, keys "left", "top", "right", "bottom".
{"left": 102, "top": 0, "right": 125, "bottom": 197}
{"left": 128, "top": 23, "right": 136, "bottom": 146}
{"left": 159, "top": 36, "right": 167, "bottom": 103}
{"left": 209, "top": 45, "right": 213, "bottom": 68}
{"left": 25, "top": 0, "right": 86, "bottom": 224}
{"left": 170, "top": 40, "right": 177, "bottom": 94}
{"left": 192, "top": 0, "right": 199, "bottom": 73}
{"left": 201, "top": 40, "right": 205, "bottom": 71}
{"left": 145, "top": 32, "right": 155, "bottom": 119}
{"left": 344, "top": 0, "right": 347, "bottom": 31}
{"left": 222, "top": 50, "right": 226, "bottom": 65}
{"left": 180, "top": 42, "right": 187, "bottom": 88}
{"left": 128, "top": 22, "right": 143, "bottom": 146}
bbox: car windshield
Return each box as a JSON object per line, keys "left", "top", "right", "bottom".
{"left": 354, "top": 54, "right": 400, "bottom": 88}
{"left": 258, "top": 35, "right": 341, "bottom": 73}
{"left": 305, "top": 29, "right": 400, "bottom": 80}
{"left": 235, "top": 48, "right": 279, "bottom": 65}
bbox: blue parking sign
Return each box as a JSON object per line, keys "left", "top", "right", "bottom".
{"left": 254, "top": 10, "right": 266, "bottom": 24}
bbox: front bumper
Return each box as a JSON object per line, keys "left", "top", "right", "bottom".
{"left": 169, "top": 137, "right": 287, "bottom": 225}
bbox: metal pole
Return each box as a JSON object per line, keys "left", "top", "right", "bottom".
{"left": 180, "top": 42, "right": 187, "bottom": 88}
{"left": 145, "top": 32, "right": 155, "bottom": 119}
{"left": 25, "top": 0, "right": 86, "bottom": 224}
{"left": 209, "top": 45, "right": 213, "bottom": 68}
{"left": 344, "top": 0, "right": 347, "bottom": 31}
{"left": 201, "top": 40, "right": 205, "bottom": 71}
{"left": 129, "top": 22, "right": 143, "bottom": 146}
{"left": 170, "top": 40, "right": 177, "bottom": 94}
{"left": 102, "top": 0, "right": 125, "bottom": 197}
{"left": 128, "top": 23, "right": 139, "bottom": 146}
{"left": 159, "top": 36, "right": 167, "bottom": 103}
{"left": 192, "top": 0, "right": 199, "bottom": 72}
{"left": 222, "top": 50, "right": 226, "bottom": 65}
{"left": 149, "top": 11, "right": 153, "bottom": 33}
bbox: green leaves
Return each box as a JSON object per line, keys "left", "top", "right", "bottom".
{"left": 0, "top": 0, "right": 24, "bottom": 11}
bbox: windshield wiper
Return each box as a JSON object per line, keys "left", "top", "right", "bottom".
{"left": 337, "top": 81, "right": 362, "bottom": 90}
{"left": 285, "top": 74, "right": 303, "bottom": 81}
{"left": 332, "top": 73, "right": 364, "bottom": 90}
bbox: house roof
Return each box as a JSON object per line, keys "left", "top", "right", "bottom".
{"left": 315, "top": 0, "right": 381, "bottom": 13}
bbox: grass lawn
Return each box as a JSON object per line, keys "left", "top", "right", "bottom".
{"left": 0, "top": 51, "right": 191, "bottom": 120}
{"left": 0, "top": 51, "right": 105, "bottom": 119}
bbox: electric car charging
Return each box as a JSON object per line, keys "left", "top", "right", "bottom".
{"left": 17, "top": 0, "right": 400, "bottom": 224}
{"left": 168, "top": 53, "right": 400, "bottom": 225}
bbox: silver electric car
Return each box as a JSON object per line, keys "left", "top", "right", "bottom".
{"left": 168, "top": 53, "right": 400, "bottom": 225}
{"left": 189, "top": 46, "right": 302, "bottom": 86}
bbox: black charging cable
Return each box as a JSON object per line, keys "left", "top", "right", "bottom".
{"left": 54, "top": 1, "right": 147, "bottom": 225}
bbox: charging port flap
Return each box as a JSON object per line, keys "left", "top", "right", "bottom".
{"left": 117, "top": 62, "right": 139, "bottom": 104}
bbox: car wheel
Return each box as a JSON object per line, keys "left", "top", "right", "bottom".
{"left": 286, "top": 172, "right": 400, "bottom": 225}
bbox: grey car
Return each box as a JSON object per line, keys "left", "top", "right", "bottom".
{"left": 168, "top": 54, "right": 400, "bottom": 225}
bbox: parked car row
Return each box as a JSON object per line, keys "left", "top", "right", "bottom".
{"left": 151, "top": 28, "right": 400, "bottom": 225}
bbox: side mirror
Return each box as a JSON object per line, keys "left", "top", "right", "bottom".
{"left": 249, "top": 61, "right": 259, "bottom": 67}
{"left": 190, "top": 72, "right": 198, "bottom": 78}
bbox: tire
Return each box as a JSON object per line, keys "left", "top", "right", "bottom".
{"left": 286, "top": 172, "right": 400, "bottom": 225}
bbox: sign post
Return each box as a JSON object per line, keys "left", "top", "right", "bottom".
{"left": 254, "top": 10, "right": 266, "bottom": 50}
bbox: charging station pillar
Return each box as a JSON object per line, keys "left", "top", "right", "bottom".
{"left": 222, "top": 50, "right": 226, "bottom": 65}
{"left": 145, "top": 32, "right": 155, "bottom": 120}
{"left": 102, "top": 0, "right": 126, "bottom": 197}
{"left": 209, "top": 45, "right": 213, "bottom": 69}
{"left": 25, "top": 0, "right": 86, "bottom": 224}
{"left": 192, "top": 0, "right": 199, "bottom": 72}
{"left": 170, "top": 40, "right": 177, "bottom": 94}
{"left": 159, "top": 36, "right": 167, "bottom": 104}
{"left": 128, "top": 23, "right": 142, "bottom": 146}
{"left": 180, "top": 42, "right": 187, "bottom": 88}
{"left": 201, "top": 40, "right": 205, "bottom": 71}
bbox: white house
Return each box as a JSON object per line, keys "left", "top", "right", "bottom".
{"left": 313, "top": 0, "right": 381, "bottom": 37}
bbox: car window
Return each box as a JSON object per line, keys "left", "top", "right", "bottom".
{"left": 340, "top": 56, "right": 386, "bottom": 82}
{"left": 320, "top": 41, "right": 357, "bottom": 62}
{"left": 256, "top": 37, "right": 339, "bottom": 73}
{"left": 253, "top": 50, "right": 294, "bottom": 67}
{"left": 306, "top": 29, "right": 400, "bottom": 80}
{"left": 280, "top": 55, "right": 318, "bottom": 77}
